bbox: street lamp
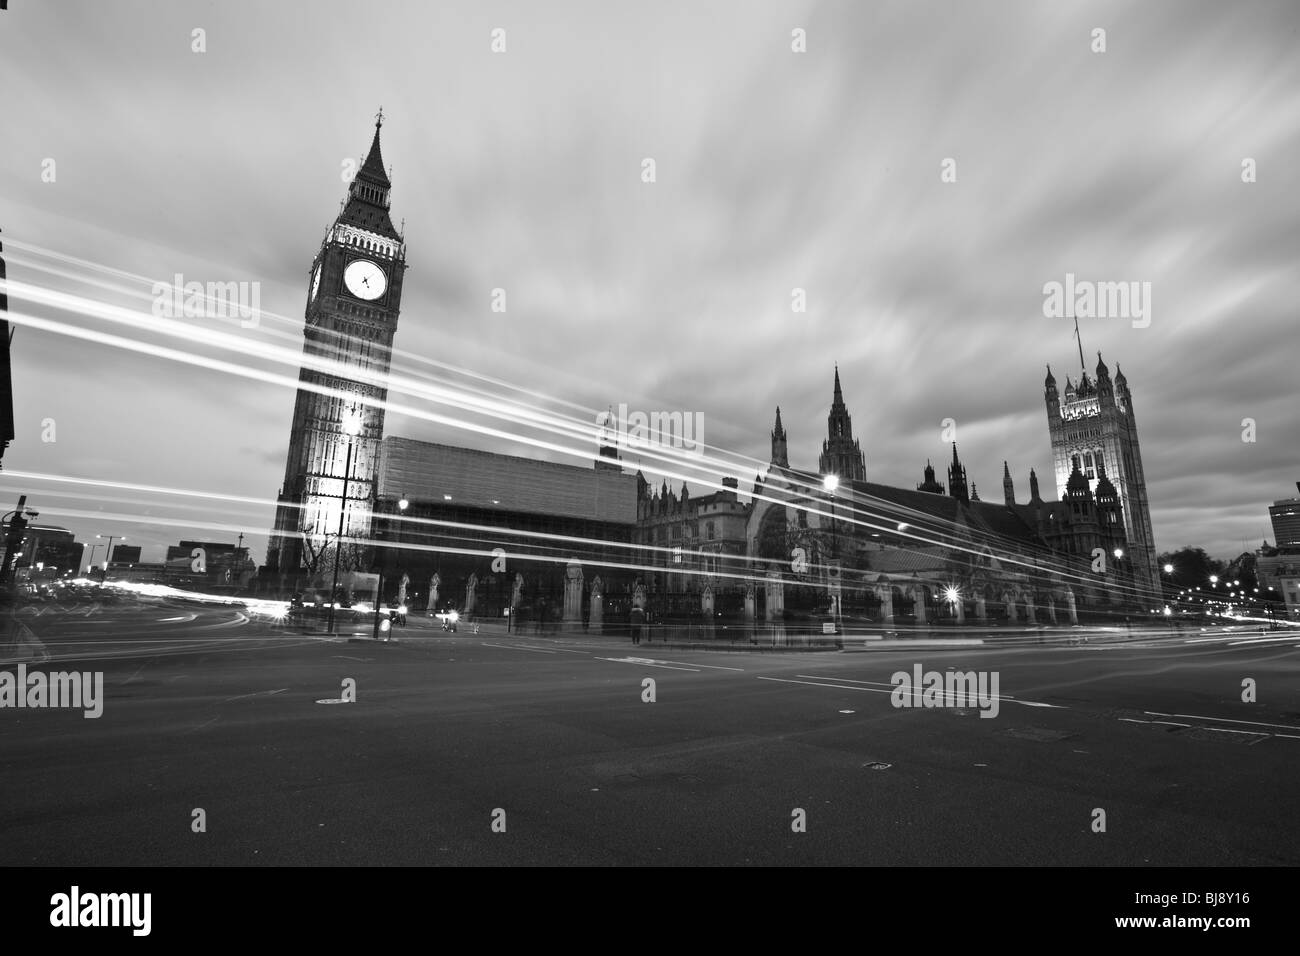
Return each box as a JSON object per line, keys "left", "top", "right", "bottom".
{"left": 0, "top": 500, "right": 39, "bottom": 585}
{"left": 327, "top": 406, "right": 365, "bottom": 635}
{"left": 822, "top": 474, "right": 839, "bottom": 555}
{"left": 97, "top": 534, "right": 125, "bottom": 585}
{"left": 372, "top": 495, "right": 409, "bottom": 641}
{"left": 822, "top": 474, "right": 841, "bottom": 634}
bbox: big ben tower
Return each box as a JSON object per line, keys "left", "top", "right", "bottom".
{"left": 268, "top": 112, "right": 406, "bottom": 578}
{"left": 1045, "top": 351, "right": 1159, "bottom": 600}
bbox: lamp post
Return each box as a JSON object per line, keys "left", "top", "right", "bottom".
{"left": 822, "top": 474, "right": 840, "bottom": 634}
{"left": 85, "top": 543, "right": 103, "bottom": 575}
{"left": 372, "top": 495, "right": 408, "bottom": 641}
{"left": 97, "top": 534, "right": 125, "bottom": 585}
{"left": 327, "top": 408, "right": 364, "bottom": 635}
{"left": 1, "top": 497, "right": 38, "bottom": 585}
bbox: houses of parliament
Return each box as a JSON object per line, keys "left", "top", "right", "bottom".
{"left": 265, "top": 116, "right": 1160, "bottom": 624}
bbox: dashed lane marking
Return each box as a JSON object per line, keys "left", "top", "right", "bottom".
{"left": 224, "top": 688, "right": 288, "bottom": 702}
{"left": 596, "top": 657, "right": 699, "bottom": 672}
{"left": 1144, "top": 710, "right": 1300, "bottom": 733}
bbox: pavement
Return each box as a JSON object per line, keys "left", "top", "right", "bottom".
{"left": 2, "top": 597, "right": 1297, "bottom": 865}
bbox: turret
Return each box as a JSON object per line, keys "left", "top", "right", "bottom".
{"left": 917, "top": 459, "right": 945, "bottom": 495}
{"left": 1003, "top": 461, "right": 1015, "bottom": 507}
{"left": 770, "top": 407, "right": 789, "bottom": 468}
{"left": 1045, "top": 365, "right": 1060, "bottom": 422}
{"left": 947, "top": 443, "right": 968, "bottom": 504}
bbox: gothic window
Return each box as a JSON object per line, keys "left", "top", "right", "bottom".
{"left": 1072, "top": 454, "right": 1081, "bottom": 473}
{"left": 1084, "top": 451, "right": 1094, "bottom": 480}
{"left": 706, "top": 521, "right": 715, "bottom": 541}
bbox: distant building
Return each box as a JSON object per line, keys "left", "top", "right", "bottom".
{"left": 636, "top": 475, "right": 750, "bottom": 611}
{"left": 373, "top": 436, "right": 640, "bottom": 619}
{"left": 111, "top": 544, "right": 142, "bottom": 564}
{"left": 13, "top": 525, "right": 84, "bottom": 577}
{"left": 1257, "top": 482, "right": 1300, "bottom": 621}
{"left": 162, "top": 541, "right": 255, "bottom": 589}
{"left": 1269, "top": 486, "right": 1300, "bottom": 551}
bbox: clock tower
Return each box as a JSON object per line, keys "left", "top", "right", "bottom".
{"left": 267, "top": 113, "right": 406, "bottom": 581}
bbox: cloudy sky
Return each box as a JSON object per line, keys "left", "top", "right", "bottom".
{"left": 1, "top": 0, "right": 1297, "bottom": 565}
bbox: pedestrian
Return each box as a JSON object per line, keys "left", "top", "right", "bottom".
{"left": 629, "top": 604, "right": 645, "bottom": 645}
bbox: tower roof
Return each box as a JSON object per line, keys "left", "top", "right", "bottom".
{"left": 833, "top": 365, "right": 844, "bottom": 405}
{"left": 358, "top": 113, "right": 391, "bottom": 188}
{"left": 1066, "top": 459, "right": 1091, "bottom": 495}
{"left": 1044, "top": 364, "right": 1056, "bottom": 388}
{"left": 336, "top": 112, "right": 401, "bottom": 242}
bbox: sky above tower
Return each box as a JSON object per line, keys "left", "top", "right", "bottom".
{"left": 1, "top": 0, "right": 1297, "bottom": 563}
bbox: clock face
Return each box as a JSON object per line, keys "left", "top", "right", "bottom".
{"left": 310, "top": 264, "right": 321, "bottom": 301}
{"left": 343, "top": 259, "right": 387, "bottom": 301}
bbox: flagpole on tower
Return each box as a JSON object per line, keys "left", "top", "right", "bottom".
{"left": 1073, "top": 314, "right": 1086, "bottom": 374}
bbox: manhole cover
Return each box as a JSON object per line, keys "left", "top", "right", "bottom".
{"left": 863, "top": 761, "right": 892, "bottom": 770}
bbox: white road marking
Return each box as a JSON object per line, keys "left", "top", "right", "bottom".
{"left": 1144, "top": 711, "right": 1300, "bottom": 732}
{"left": 224, "top": 688, "right": 288, "bottom": 702}
{"left": 332, "top": 655, "right": 373, "bottom": 662}
{"left": 758, "top": 676, "right": 892, "bottom": 693}
{"left": 1207, "top": 727, "right": 1268, "bottom": 737}
{"left": 634, "top": 659, "right": 743, "bottom": 671}
{"left": 791, "top": 673, "right": 1062, "bottom": 709}
{"left": 596, "top": 657, "right": 699, "bottom": 672}
{"left": 121, "top": 661, "right": 149, "bottom": 685}
{"left": 481, "top": 642, "right": 556, "bottom": 654}
{"left": 1010, "top": 699, "right": 1066, "bottom": 709}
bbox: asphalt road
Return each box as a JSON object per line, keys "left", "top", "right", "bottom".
{"left": 2, "top": 598, "right": 1297, "bottom": 866}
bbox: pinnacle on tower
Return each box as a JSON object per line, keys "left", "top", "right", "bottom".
{"left": 947, "top": 442, "right": 969, "bottom": 504}
{"left": 770, "top": 406, "right": 789, "bottom": 468}
{"left": 818, "top": 368, "right": 866, "bottom": 481}
{"left": 1003, "top": 460, "right": 1016, "bottom": 507}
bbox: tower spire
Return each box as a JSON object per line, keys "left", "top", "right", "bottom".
{"left": 770, "top": 406, "right": 789, "bottom": 469}
{"left": 819, "top": 367, "right": 865, "bottom": 481}
{"left": 947, "top": 442, "right": 968, "bottom": 504}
